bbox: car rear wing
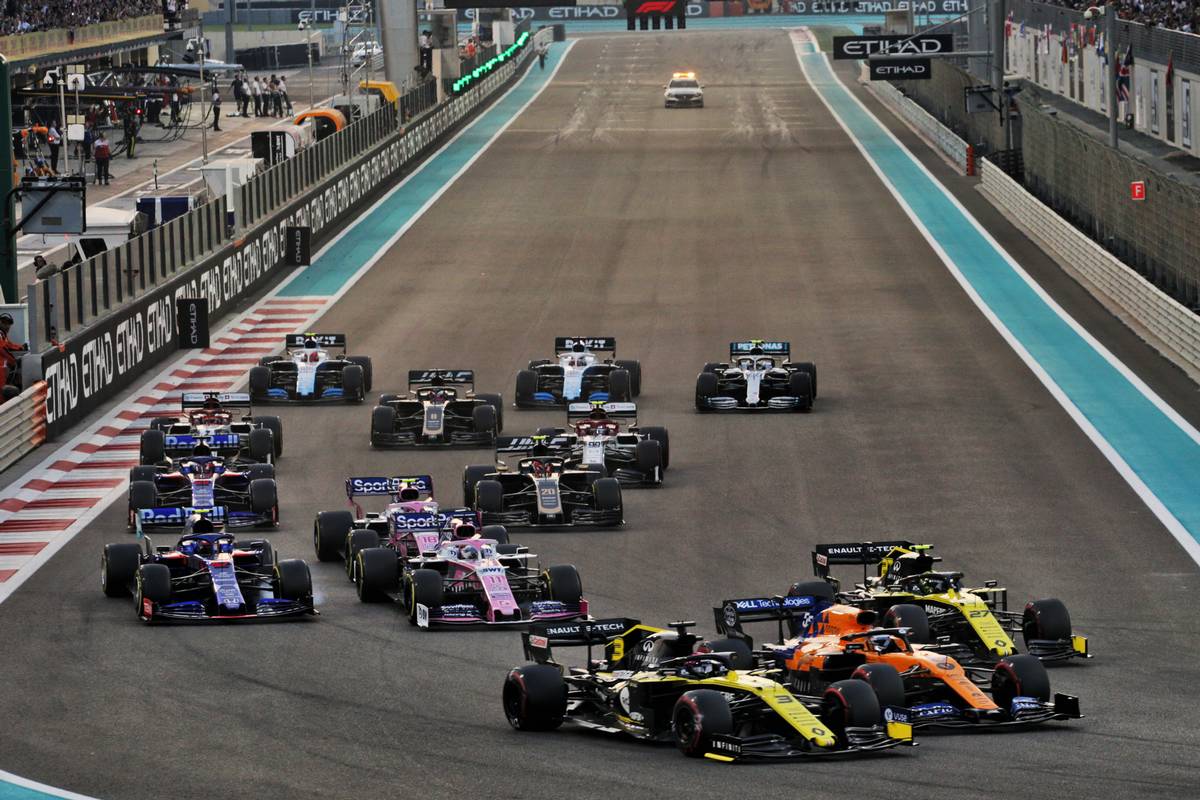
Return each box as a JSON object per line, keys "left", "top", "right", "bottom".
{"left": 712, "top": 595, "right": 833, "bottom": 642}
{"left": 285, "top": 333, "right": 346, "bottom": 352}
{"left": 344, "top": 475, "right": 434, "bottom": 500}
{"left": 729, "top": 340, "right": 790, "bottom": 359}
{"left": 408, "top": 370, "right": 475, "bottom": 392}
{"left": 136, "top": 506, "right": 228, "bottom": 529}
{"left": 521, "top": 617, "right": 640, "bottom": 664}
{"left": 812, "top": 541, "right": 935, "bottom": 581}
{"left": 163, "top": 433, "right": 242, "bottom": 452}
{"left": 181, "top": 392, "right": 252, "bottom": 410}
{"left": 495, "top": 435, "right": 572, "bottom": 454}
{"left": 566, "top": 401, "right": 637, "bottom": 423}
{"left": 554, "top": 337, "right": 616, "bottom": 356}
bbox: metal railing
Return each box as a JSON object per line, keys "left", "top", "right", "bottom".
{"left": 0, "top": 382, "right": 47, "bottom": 473}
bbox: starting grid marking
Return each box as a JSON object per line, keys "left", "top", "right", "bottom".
{"left": 0, "top": 295, "right": 329, "bottom": 600}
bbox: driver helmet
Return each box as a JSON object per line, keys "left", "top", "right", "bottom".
{"left": 869, "top": 634, "right": 898, "bottom": 654}
{"left": 191, "top": 514, "right": 216, "bottom": 534}
{"left": 889, "top": 552, "right": 934, "bottom": 580}
{"left": 459, "top": 544, "right": 479, "bottom": 561}
{"left": 529, "top": 460, "right": 551, "bottom": 478}
{"left": 737, "top": 357, "right": 755, "bottom": 370}
{"left": 307, "top": 350, "right": 321, "bottom": 363}
{"left": 680, "top": 657, "right": 727, "bottom": 679}
{"left": 217, "top": 538, "right": 235, "bottom": 554}
{"left": 179, "top": 539, "right": 199, "bottom": 555}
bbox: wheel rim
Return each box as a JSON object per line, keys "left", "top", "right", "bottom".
{"left": 674, "top": 706, "right": 699, "bottom": 750}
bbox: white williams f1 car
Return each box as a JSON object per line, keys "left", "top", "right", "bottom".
{"left": 515, "top": 338, "right": 641, "bottom": 408}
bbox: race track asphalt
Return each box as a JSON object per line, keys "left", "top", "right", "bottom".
{"left": 1, "top": 30, "right": 1198, "bottom": 799}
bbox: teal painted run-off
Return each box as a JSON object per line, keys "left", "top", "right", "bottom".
{"left": 801, "top": 44, "right": 1200, "bottom": 546}
{"left": 279, "top": 43, "right": 568, "bottom": 297}
{"left": 0, "top": 781, "right": 83, "bottom": 800}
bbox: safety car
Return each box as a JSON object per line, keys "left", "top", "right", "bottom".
{"left": 664, "top": 71, "right": 704, "bottom": 108}
{"left": 503, "top": 618, "right": 914, "bottom": 760}
{"left": 695, "top": 340, "right": 817, "bottom": 412}
{"left": 248, "top": 333, "right": 372, "bottom": 403}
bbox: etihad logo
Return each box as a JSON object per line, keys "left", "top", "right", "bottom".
{"left": 635, "top": 0, "right": 677, "bottom": 13}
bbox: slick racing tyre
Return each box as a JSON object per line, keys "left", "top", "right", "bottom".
{"left": 1022, "top": 598, "right": 1073, "bottom": 644}
{"left": 405, "top": 569, "right": 444, "bottom": 626}
{"left": 481, "top": 524, "right": 509, "bottom": 545}
{"left": 102, "top": 543, "right": 142, "bottom": 598}
{"left": 371, "top": 406, "right": 397, "bottom": 447}
{"left": 592, "top": 478, "right": 622, "bottom": 522}
{"left": 515, "top": 370, "right": 538, "bottom": 407}
{"left": 129, "top": 466, "right": 159, "bottom": 483}
{"left": 792, "top": 361, "right": 818, "bottom": 398}
{"left": 851, "top": 663, "right": 907, "bottom": 712}
{"left": 244, "top": 463, "right": 275, "bottom": 481}
{"left": 345, "top": 529, "right": 381, "bottom": 581}
{"left": 638, "top": 426, "right": 670, "bottom": 470}
{"left": 543, "top": 564, "right": 583, "bottom": 604}
{"left": 475, "top": 393, "right": 504, "bottom": 433}
{"left": 673, "top": 690, "right": 734, "bottom": 758}
{"left": 314, "top": 510, "right": 354, "bottom": 562}
{"left": 249, "top": 478, "right": 278, "bottom": 517}
{"left": 379, "top": 394, "right": 401, "bottom": 406}
{"left": 475, "top": 480, "right": 504, "bottom": 514}
{"left": 247, "top": 427, "right": 274, "bottom": 463}
{"left": 991, "top": 655, "right": 1051, "bottom": 710}
{"left": 884, "top": 604, "right": 931, "bottom": 644}
{"left": 504, "top": 665, "right": 567, "bottom": 731}
{"left": 695, "top": 372, "right": 718, "bottom": 411}
{"left": 614, "top": 360, "right": 641, "bottom": 396}
{"left": 788, "top": 371, "right": 813, "bottom": 412}
{"left": 254, "top": 415, "right": 284, "bottom": 456}
{"left": 275, "top": 559, "right": 312, "bottom": 601}
{"left": 472, "top": 404, "right": 497, "bottom": 435}
{"left": 139, "top": 429, "right": 165, "bottom": 465}
{"left": 356, "top": 548, "right": 398, "bottom": 602}
{"left": 128, "top": 480, "right": 157, "bottom": 526}
{"left": 701, "top": 362, "right": 722, "bottom": 374}
{"left": 248, "top": 366, "right": 271, "bottom": 399}
{"left": 341, "top": 364, "right": 365, "bottom": 403}
{"left": 607, "top": 369, "right": 631, "bottom": 402}
{"left": 346, "top": 356, "right": 373, "bottom": 392}
{"left": 136, "top": 563, "right": 172, "bottom": 610}
{"left": 821, "top": 680, "right": 882, "bottom": 746}
{"left": 462, "top": 466, "right": 494, "bottom": 507}
{"left": 635, "top": 439, "right": 663, "bottom": 479}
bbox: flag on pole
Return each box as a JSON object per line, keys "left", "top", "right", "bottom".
{"left": 1117, "top": 46, "right": 1133, "bottom": 103}
{"left": 1167, "top": 52, "right": 1174, "bottom": 86}
{"left": 1062, "top": 38, "right": 1069, "bottom": 65}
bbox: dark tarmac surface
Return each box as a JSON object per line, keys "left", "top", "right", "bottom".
{"left": 1, "top": 30, "right": 1198, "bottom": 799}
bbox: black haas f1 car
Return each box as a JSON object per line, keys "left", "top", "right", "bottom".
{"left": 503, "top": 618, "right": 914, "bottom": 761}
{"left": 356, "top": 523, "right": 588, "bottom": 628}
{"left": 127, "top": 450, "right": 278, "bottom": 531}
{"left": 712, "top": 593, "right": 1082, "bottom": 730}
{"left": 810, "top": 541, "right": 1089, "bottom": 665}
{"left": 141, "top": 392, "right": 283, "bottom": 465}
{"left": 370, "top": 370, "right": 504, "bottom": 448}
{"left": 529, "top": 401, "right": 669, "bottom": 487}
{"left": 463, "top": 437, "right": 623, "bottom": 528}
{"left": 101, "top": 516, "right": 315, "bottom": 623}
{"left": 248, "top": 333, "right": 372, "bottom": 403}
{"left": 515, "top": 337, "right": 641, "bottom": 408}
{"left": 696, "top": 340, "right": 817, "bottom": 412}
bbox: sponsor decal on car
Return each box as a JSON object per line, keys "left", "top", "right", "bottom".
{"left": 528, "top": 635, "right": 549, "bottom": 649}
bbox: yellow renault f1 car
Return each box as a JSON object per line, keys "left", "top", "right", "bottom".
{"left": 810, "top": 542, "right": 1089, "bottom": 665}
{"left": 503, "top": 618, "right": 914, "bottom": 762}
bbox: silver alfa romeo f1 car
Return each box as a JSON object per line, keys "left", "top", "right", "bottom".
{"left": 503, "top": 618, "right": 914, "bottom": 761}
{"left": 463, "top": 437, "right": 624, "bottom": 528}
{"left": 355, "top": 530, "right": 588, "bottom": 629}
{"left": 101, "top": 517, "right": 315, "bottom": 623}
{"left": 141, "top": 392, "right": 283, "bottom": 465}
{"left": 514, "top": 337, "right": 641, "bottom": 408}
{"left": 695, "top": 340, "right": 817, "bottom": 412}
{"left": 370, "top": 370, "right": 504, "bottom": 448}
{"left": 528, "top": 401, "right": 669, "bottom": 486}
{"left": 127, "top": 451, "right": 278, "bottom": 531}
{"left": 248, "top": 333, "right": 372, "bottom": 403}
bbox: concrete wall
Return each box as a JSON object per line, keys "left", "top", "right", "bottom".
{"left": 890, "top": 60, "right": 1008, "bottom": 156}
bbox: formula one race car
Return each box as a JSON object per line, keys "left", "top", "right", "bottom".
{"left": 141, "top": 392, "right": 283, "bottom": 465}
{"left": 713, "top": 591, "right": 1082, "bottom": 730}
{"left": 101, "top": 518, "right": 315, "bottom": 623}
{"left": 503, "top": 618, "right": 914, "bottom": 760}
{"left": 809, "top": 541, "right": 1090, "bottom": 664}
{"left": 514, "top": 337, "right": 641, "bottom": 408}
{"left": 127, "top": 452, "right": 278, "bottom": 531}
{"left": 248, "top": 333, "right": 372, "bottom": 403}
{"left": 370, "top": 370, "right": 504, "bottom": 448}
{"left": 463, "top": 438, "right": 624, "bottom": 528}
{"left": 695, "top": 340, "right": 817, "bottom": 412}
{"left": 527, "top": 402, "right": 668, "bottom": 486}
{"left": 356, "top": 532, "right": 588, "bottom": 628}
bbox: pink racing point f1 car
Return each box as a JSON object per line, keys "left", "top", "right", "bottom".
{"left": 355, "top": 534, "right": 588, "bottom": 629}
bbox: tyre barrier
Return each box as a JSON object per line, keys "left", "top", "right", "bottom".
{"left": 0, "top": 382, "right": 48, "bottom": 473}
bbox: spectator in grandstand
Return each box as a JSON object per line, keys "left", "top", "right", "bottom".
{"left": 1041, "top": 0, "right": 1200, "bottom": 33}
{"left": 0, "top": 1, "right": 162, "bottom": 36}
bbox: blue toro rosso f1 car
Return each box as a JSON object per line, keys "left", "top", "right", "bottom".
{"left": 101, "top": 515, "right": 316, "bottom": 623}
{"left": 127, "top": 451, "right": 278, "bottom": 531}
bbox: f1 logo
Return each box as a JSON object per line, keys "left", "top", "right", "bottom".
{"left": 635, "top": 0, "right": 676, "bottom": 11}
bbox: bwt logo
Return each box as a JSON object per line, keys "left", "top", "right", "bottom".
{"left": 634, "top": 0, "right": 677, "bottom": 12}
